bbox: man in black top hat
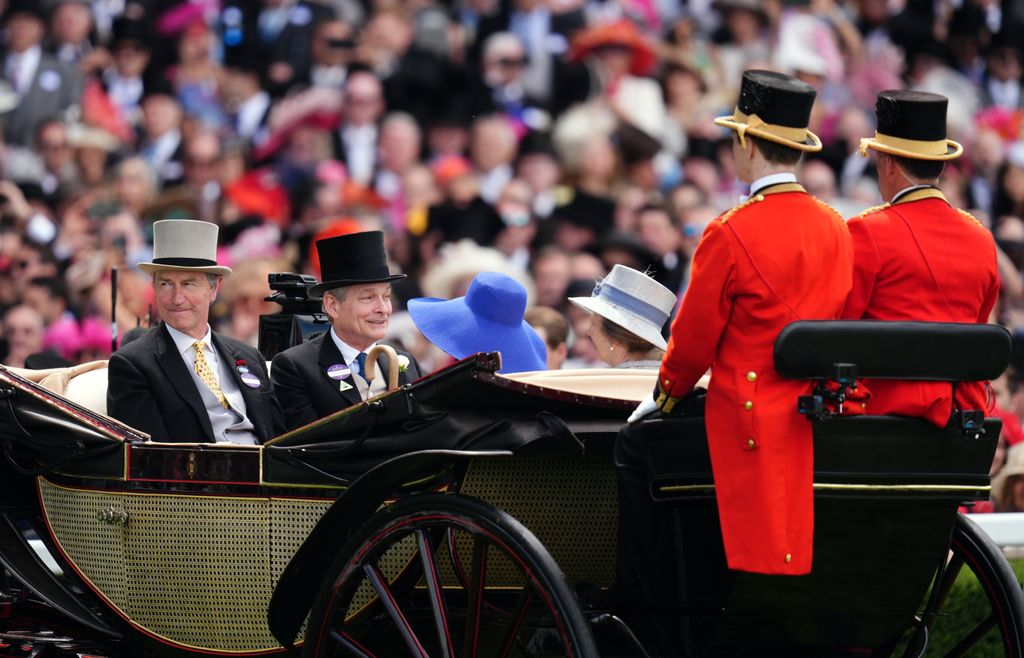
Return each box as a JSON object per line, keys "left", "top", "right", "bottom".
{"left": 222, "top": 39, "right": 271, "bottom": 145}
{"left": 842, "top": 90, "right": 999, "bottom": 425}
{"left": 102, "top": 14, "right": 152, "bottom": 124}
{"left": 271, "top": 231, "right": 422, "bottom": 430}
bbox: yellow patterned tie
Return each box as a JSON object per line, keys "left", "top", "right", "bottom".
{"left": 193, "top": 341, "right": 230, "bottom": 409}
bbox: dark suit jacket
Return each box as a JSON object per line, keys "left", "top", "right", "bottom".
{"left": 271, "top": 332, "right": 422, "bottom": 431}
{"left": 107, "top": 324, "right": 286, "bottom": 443}
{"left": 3, "top": 51, "right": 82, "bottom": 147}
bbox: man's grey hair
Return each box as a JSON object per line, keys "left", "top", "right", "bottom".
{"left": 323, "top": 285, "right": 350, "bottom": 304}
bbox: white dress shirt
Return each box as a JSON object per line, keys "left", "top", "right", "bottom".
{"left": 235, "top": 91, "right": 271, "bottom": 140}
{"left": 342, "top": 124, "right": 378, "bottom": 185}
{"left": 6, "top": 46, "right": 41, "bottom": 96}
{"left": 329, "top": 328, "right": 385, "bottom": 399}
{"left": 165, "top": 323, "right": 258, "bottom": 444}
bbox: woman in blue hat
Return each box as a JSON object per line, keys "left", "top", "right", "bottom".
{"left": 408, "top": 271, "right": 547, "bottom": 374}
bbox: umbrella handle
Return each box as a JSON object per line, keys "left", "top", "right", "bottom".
{"left": 364, "top": 344, "right": 401, "bottom": 391}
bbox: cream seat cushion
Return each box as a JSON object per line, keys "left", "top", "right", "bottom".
{"left": 6, "top": 360, "right": 109, "bottom": 415}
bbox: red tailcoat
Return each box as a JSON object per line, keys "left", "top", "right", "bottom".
{"left": 658, "top": 183, "right": 853, "bottom": 575}
{"left": 841, "top": 188, "right": 999, "bottom": 426}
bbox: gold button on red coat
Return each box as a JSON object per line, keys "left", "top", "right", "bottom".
{"left": 744, "top": 400, "right": 753, "bottom": 410}
{"left": 785, "top": 553, "right": 792, "bottom": 563}
{"left": 746, "top": 371, "right": 757, "bottom": 382}
{"left": 747, "top": 439, "right": 757, "bottom": 450}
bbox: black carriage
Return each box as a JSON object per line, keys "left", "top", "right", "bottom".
{"left": 0, "top": 321, "right": 1020, "bottom": 657}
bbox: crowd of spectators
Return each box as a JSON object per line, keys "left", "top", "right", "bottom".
{"left": 2, "top": 0, "right": 1024, "bottom": 507}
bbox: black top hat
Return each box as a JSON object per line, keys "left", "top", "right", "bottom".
{"left": 518, "top": 130, "right": 557, "bottom": 160}
{"left": 3, "top": 0, "right": 45, "bottom": 21}
{"left": 223, "top": 38, "right": 265, "bottom": 76}
{"left": 713, "top": 69, "right": 821, "bottom": 151}
{"left": 858, "top": 90, "right": 962, "bottom": 161}
{"left": 552, "top": 189, "right": 615, "bottom": 235}
{"left": 310, "top": 230, "right": 406, "bottom": 296}
{"left": 111, "top": 15, "right": 152, "bottom": 47}
{"left": 990, "top": 25, "right": 1024, "bottom": 53}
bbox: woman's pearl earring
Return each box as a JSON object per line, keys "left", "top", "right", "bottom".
{"left": 610, "top": 345, "right": 615, "bottom": 351}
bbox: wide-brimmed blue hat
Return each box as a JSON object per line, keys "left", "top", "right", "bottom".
{"left": 409, "top": 271, "right": 547, "bottom": 373}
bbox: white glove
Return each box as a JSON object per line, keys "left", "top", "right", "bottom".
{"left": 628, "top": 394, "right": 658, "bottom": 423}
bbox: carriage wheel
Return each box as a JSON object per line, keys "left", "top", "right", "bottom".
{"left": 901, "top": 513, "right": 1024, "bottom": 658}
{"left": 303, "top": 493, "right": 598, "bottom": 658}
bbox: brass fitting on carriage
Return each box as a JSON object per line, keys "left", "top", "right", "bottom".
{"left": 654, "top": 380, "right": 682, "bottom": 415}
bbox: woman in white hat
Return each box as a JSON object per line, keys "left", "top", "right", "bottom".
{"left": 569, "top": 264, "right": 676, "bottom": 369}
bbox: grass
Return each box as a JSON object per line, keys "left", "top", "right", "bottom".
{"left": 919, "top": 557, "right": 1024, "bottom": 656}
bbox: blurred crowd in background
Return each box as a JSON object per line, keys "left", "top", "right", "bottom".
{"left": 2, "top": 0, "right": 1024, "bottom": 506}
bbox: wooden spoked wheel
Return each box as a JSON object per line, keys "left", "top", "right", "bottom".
{"left": 303, "top": 494, "right": 598, "bottom": 658}
{"left": 900, "top": 514, "right": 1024, "bottom": 658}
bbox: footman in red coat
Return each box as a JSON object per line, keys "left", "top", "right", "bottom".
{"left": 842, "top": 90, "right": 999, "bottom": 426}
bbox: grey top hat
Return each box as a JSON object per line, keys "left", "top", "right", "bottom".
{"left": 138, "top": 220, "right": 232, "bottom": 276}
{"left": 568, "top": 264, "right": 676, "bottom": 351}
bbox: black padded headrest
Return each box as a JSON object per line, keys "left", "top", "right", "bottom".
{"left": 774, "top": 321, "right": 1011, "bottom": 382}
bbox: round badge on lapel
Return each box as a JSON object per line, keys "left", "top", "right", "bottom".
{"left": 240, "top": 373, "right": 261, "bottom": 388}
{"left": 327, "top": 364, "right": 351, "bottom": 380}
{"left": 237, "top": 366, "right": 250, "bottom": 374}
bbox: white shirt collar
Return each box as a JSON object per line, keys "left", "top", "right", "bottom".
{"left": 237, "top": 91, "right": 271, "bottom": 137}
{"left": 343, "top": 123, "right": 377, "bottom": 142}
{"left": 165, "top": 323, "right": 213, "bottom": 357}
{"left": 7, "top": 46, "right": 41, "bottom": 95}
{"left": 890, "top": 184, "right": 933, "bottom": 203}
{"left": 749, "top": 172, "right": 797, "bottom": 196}
{"left": 329, "top": 327, "right": 377, "bottom": 366}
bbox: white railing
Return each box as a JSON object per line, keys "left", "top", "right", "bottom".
{"left": 968, "top": 513, "right": 1024, "bottom": 556}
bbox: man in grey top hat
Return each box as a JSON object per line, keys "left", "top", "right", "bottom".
{"left": 107, "top": 219, "right": 285, "bottom": 443}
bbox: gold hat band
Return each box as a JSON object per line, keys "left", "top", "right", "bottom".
{"left": 732, "top": 109, "right": 809, "bottom": 144}
{"left": 858, "top": 132, "right": 963, "bottom": 160}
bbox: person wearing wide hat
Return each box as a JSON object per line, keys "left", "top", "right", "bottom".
{"left": 616, "top": 70, "right": 853, "bottom": 638}
{"left": 841, "top": 90, "right": 998, "bottom": 427}
{"left": 408, "top": 271, "right": 546, "bottom": 374}
{"left": 107, "top": 220, "right": 286, "bottom": 444}
{"left": 569, "top": 265, "right": 675, "bottom": 369}
{"left": 270, "top": 231, "right": 422, "bottom": 430}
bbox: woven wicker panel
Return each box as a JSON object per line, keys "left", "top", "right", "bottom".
{"left": 39, "top": 479, "right": 128, "bottom": 603}
{"left": 269, "top": 498, "right": 332, "bottom": 586}
{"left": 40, "top": 480, "right": 334, "bottom": 652}
{"left": 458, "top": 454, "right": 617, "bottom": 586}
{"left": 121, "top": 493, "right": 274, "bottom": 651}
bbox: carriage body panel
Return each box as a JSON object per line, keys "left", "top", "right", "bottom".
{"left": 0, "top": 322, "right": 1015, "bottom": 657}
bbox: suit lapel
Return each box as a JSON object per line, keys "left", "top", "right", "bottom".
{"left": 154, "top": 324, "right": 215, "bottom": 442}
{"left": 317, "top": 333, "right": 363, "bottom": 407}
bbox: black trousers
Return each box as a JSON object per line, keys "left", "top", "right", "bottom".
{"left": 614, "top": 418, "right": 685, "bottom": 656}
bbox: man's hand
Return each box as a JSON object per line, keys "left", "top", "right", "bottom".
{"left": 628, "top": 395, "right": 658, "bottom": 423}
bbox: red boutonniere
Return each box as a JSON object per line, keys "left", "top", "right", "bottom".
{"left": 235, "top": 359, "right": 247, "bottom": 367}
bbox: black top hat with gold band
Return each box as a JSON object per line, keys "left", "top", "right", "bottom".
{"left": 713, "top": 69, "right": 822, "bottom": 152}
{"left": 858, "top": 90, "right": 963, "bottom": 161}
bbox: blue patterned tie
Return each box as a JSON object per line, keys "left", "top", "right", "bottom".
{"left": 354, "top": 352, "right": 367, "bottom": 378}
